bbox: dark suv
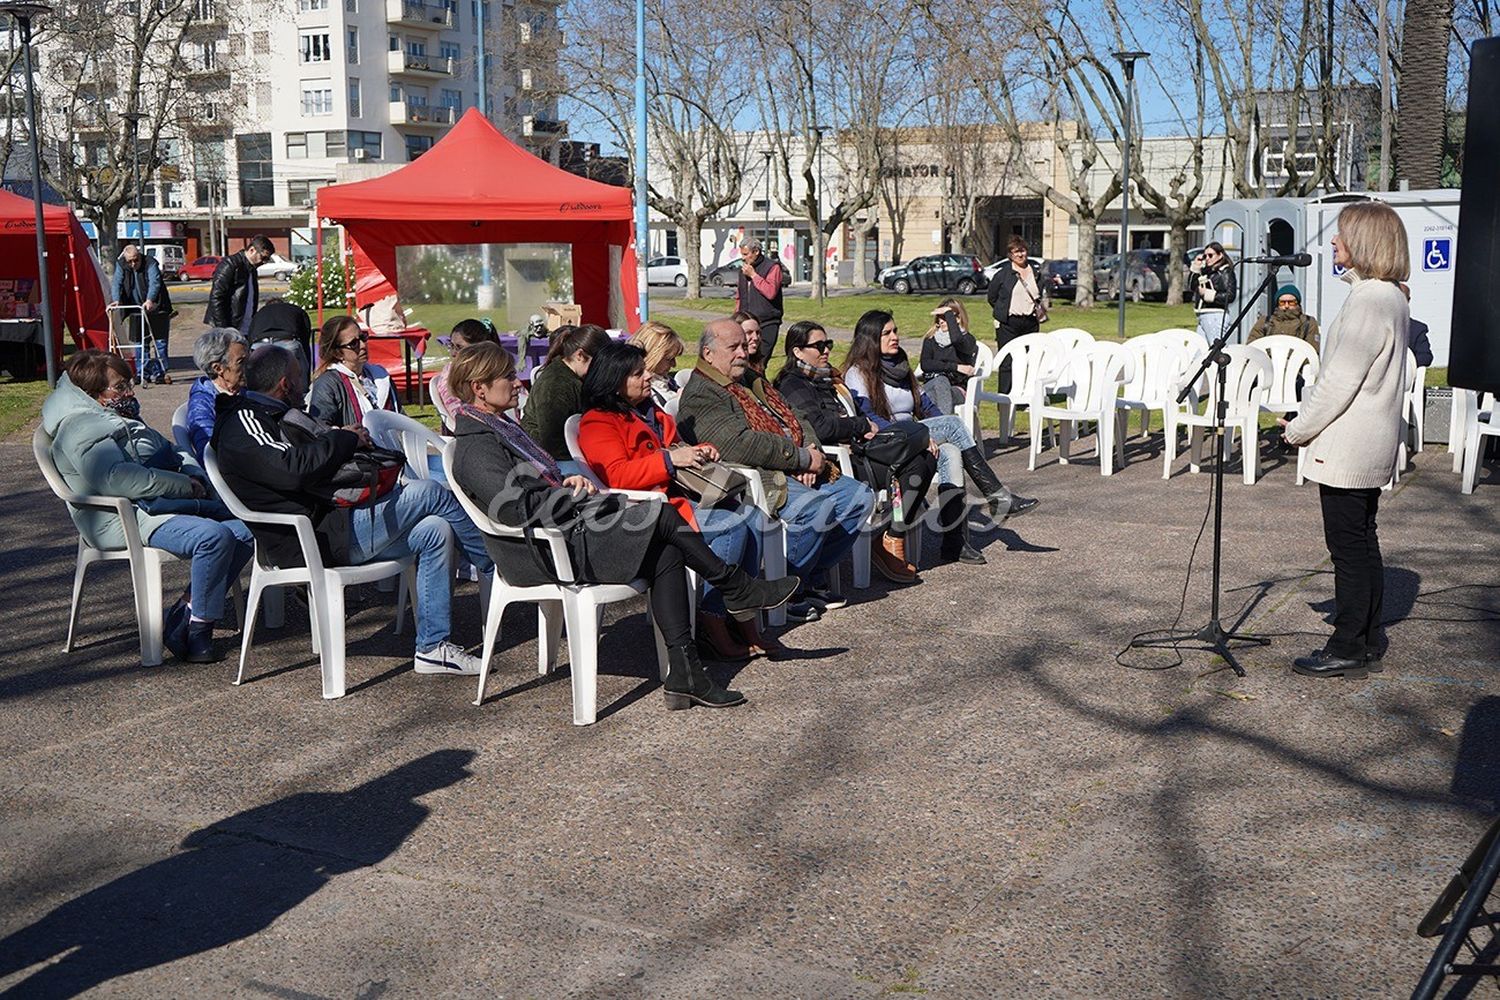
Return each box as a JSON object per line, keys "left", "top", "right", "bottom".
{"left": 1041, "top": 259, "right": 1078, "bottom": 300}
{"left": 1096, "top": 249, "right": 1171, "bottom": 301}
{"left": 879, "top": 254, "right": 985, "bottom": 295}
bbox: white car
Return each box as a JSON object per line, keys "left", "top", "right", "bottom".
{"left": 645, "top": 255, "right": 688, "bottom": 287}
{"left": 256, "top": 253, "right": 299, "bottom": 281}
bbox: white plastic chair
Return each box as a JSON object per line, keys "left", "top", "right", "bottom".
{"left": 1461, "top": 391, "right": 1499, "bottom": 494}
{"left": 1163, "top": 345, "right": 1272, "bottom": 485}
{"left": 1384, "top": 349, "right": 1420, "bottom": 490}
{"left": 1405, "top": 350, "right": 1427, "bottom": 456}
{"left": 364, "top": 408, "right": 447, "bottom": 481}
{"left": 1154, "top": 328, "right": 1209, "bottom": 358}
{"left": 1051, "top": 328, "right": 1096, "bottom": 360}
{"left": 1028, "top": 342, "right": 1131, "bottom": 475}
{"left": 957, "top": 335, "right": 1067, "bottom": 447}
{"left": 1251, "top": 335, "right": 1321, "bottom": 416}
{"left": 1117, "top": 334, "right": 1187, "bottom": 440}
{"left": 170, "top": 402, "right": 194, "bottom": 457}
{"left": 205, "top": 446, "right": 414, "bottom": 700}
{"left": 441, "top": 438, "right": 669, "bottom": 725}
{"left": 1451, "top": 388, "right": 1472, "bottom": 474}
{"left": 35, "top": 426, "right": 222, "bottom": 667}
{"left": 431, "top": 372, "right": 456, "bottom": 429}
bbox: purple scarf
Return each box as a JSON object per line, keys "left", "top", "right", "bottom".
{"left": 458, "top": 403, "right": 564, "bottom": 487}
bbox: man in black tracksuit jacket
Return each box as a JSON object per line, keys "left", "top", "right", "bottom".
{"left": 211, "top": 345, "right": 492, "bottom": 676}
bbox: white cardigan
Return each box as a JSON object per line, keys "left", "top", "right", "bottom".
{"left": 1283, "top": 273, "right": 1409, "bottom": 489}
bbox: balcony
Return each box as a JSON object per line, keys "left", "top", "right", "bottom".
{"left": 179, "top": 57, "right": 230, "bottom": 81}
{"left": 388, "top": 101, "right": 456, "bottom": 128}
{"left": 386, "top": 49, "right": 454, "bottom": 77}
{"left": 385, "top": 0, "right": 454, "bottom": 29}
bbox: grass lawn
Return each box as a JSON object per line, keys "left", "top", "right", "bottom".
{"left": 0, "top": 376, "right": 51, "bottom": 439}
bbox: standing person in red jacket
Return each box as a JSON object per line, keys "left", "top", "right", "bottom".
{"left": 734, "top": 237, "right": 784, "bottom": 366}
{"left": 577, "top": 341, "right": 784, "bottom": 661}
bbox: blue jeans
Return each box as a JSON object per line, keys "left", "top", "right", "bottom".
{"left": 780, "top": 475, "right": 874, "bottom": 576}
{"left": 697, "top": 503, "right": 758, "bottom": 615}
{"left": 923, "top": 414, "right": 976, "bottom": 486}
{"left": 148, "top": 516, "right": 254, "bottom": 621}
{"left": 348, "top": 479, "right": 494, "bottom": 652}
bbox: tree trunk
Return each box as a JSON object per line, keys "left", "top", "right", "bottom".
{"left": 681, "top": 221, "right": 703, "bottom": 299}
{"left": 810, "top": 218, "right": 827, "bottom": 302}
{"left": 853, "top": 224, "right": 868, "bottom": 285}
{"left": 1165, "top": 221, "right": 1188, "bottom": 305}
{"left": 97, "top": 204, "right": 122, "bottom": 278}
{"left": 1075, "top": 217, "right": 1098, "bottom": 308}
{"left": 1395, "top": 0, "right": 1455, "bottom": 188}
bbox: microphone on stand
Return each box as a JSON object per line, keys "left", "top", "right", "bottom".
{"left": 1241, "top": 252, "right": 1313, "bottom": 267}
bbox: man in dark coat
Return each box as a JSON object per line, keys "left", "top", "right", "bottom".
{"left": 205, "top": 235, "right": 274, "bottom": 334}
{"left": 733, "top": 238, "right": 785, "bottom": 365}
{"left": 248, "top": 295, "right": 314, "bottom": 370}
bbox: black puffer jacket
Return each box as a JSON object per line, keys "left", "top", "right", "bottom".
{"left": 772, "top": 368, "right": 867, "bottom": 446}
{"left": 919, "top": 315, "right": 979, "bottom": 379}
{"left": 1192, "top": 261, "right": 1237, "bottom": 312}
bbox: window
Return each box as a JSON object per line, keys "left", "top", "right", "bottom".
{"left": 236, "top": 132, "right": 273, "bottom": 206}
{"left": 349, "top": 130, "right": 382, "bottom": 158}
{"left": 288, "top": 179, "right": 327, "bottom": 207}
{"left": 164, "top": 183, "right": 183, "bottom": 209}
{"left": 300, "top": 32, "right": 331, "bottom": 63}
{"left": 520, "top": 68, "right": 531, "bottom": 91}
{"left": 518, "top": 21, "right": 530, "bottom": 43}
{"left": 324, "top": 130, "right": 345, "bottom": 157}
{"left": 439, "top": 41, "right": 460, "bottom": 62}
{"left": 407, "top": 87, "right": 428, "bottom": 107}
{"left": 192, "top": 0, "right": 215, "bottom": 19}
{"left": 139, "top": 183, "right": 158, "bottom": 209}
{"left": 300, "top": 82, "right": 333, "bottom": 116}
{"left": 296, "top": 0, "right": 327, "bottom": 10}
{"left": 348, "top": 78, "right": 361, "bottom": 117}
{"left": 345, "top": 0, "right": 357, "bottom": 10}
{"left": 752, "top": 199, "right": 768, "bottom": 212}
{"left": 194, "top": 41, "right": 219, "bottom": 71}
{"left": 405, "top": 134, "right": 434, "bottom": 160}
{"left": 406, "top": 39, "right": 426, "bottom": 56}
{"left": 346, "top": 27, "right": 358, "bottom": 63}
{"left": 194, "top": 139, "right": 227, "bottom": 207}
{"left": 253, "top": 31, "right": 270, "bottom": 54}
{"left": 440, "top": 88, "right": 461, "bottom": 110}
{"left": 389, "top": 33, "right": 399, "bottom": 51}
{"left": 389, "top": 84, "right": 401, "bottom": 102}
{"left": 286, "top": 132, "right": 307, "bottom": 158}
{"left": 255, "top": 82, "right": 271, "bottom": 111}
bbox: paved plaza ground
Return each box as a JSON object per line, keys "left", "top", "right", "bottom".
{"left": 2, "top": 357, "right": 1498, "bottom": 998}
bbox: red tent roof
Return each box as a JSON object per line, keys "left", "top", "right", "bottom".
{"left": 0, "top": 186, "right": 83, "bottom": 233}
{"left": 317, "top": 108, "right": 633, "bottom": 223}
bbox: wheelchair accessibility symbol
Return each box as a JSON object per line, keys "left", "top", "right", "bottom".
{"left": 1424, "top": 238, "right": 1453, "bottom": 272}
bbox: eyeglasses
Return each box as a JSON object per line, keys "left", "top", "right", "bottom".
{"left": 336, "top": 334, "right": 369, "bottom": 351}
{"left": 802, "top": 340, "right": 833, "bottom": 353}
{"left": 104, "top": 379, "right": 134, "bottom": 395}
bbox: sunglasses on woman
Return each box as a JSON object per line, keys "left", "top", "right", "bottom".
{"left": 803, "top": 339, "right": 833, "bottom": 353}
{"left": 337, "top": 333, "right": 370, "bottom": 352}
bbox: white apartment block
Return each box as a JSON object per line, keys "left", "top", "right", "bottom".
{"left": 11, "top": 0, "right": 561, "bottom": 262}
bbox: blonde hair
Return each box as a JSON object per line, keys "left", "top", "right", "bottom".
{"left": 630, "top": 320, "right": 684, "bottom": 375}
{"left": 1337, "top": 201, "right": 1410, "bottom": 282}
{"left": 925, "top": 298, "right": 970, "bottom": 338}
{"left": 448, "top": 341, "right": 516, "bottom": 404}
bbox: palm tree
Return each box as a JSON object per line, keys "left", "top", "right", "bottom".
{"left": 1395, "top": 0, "right": 1456, "bottom": 189}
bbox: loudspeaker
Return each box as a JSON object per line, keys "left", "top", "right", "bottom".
{"left": 1451, "top": 37, "right": 1500, "bottom": 394}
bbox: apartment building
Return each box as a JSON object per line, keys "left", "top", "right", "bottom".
{"left": 8, "top": 0, "right": 562, "bottom": 262}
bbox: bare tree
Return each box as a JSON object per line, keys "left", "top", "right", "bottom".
{"left": 560, "top": 0, "right": 753, "bottom": 298}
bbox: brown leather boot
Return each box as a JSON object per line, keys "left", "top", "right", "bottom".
{"left": 728, "top": 615, "right": 788, "bottom": 660}
{"left": 698, "top": 613, "right": 752, "bottom": 661}
{"left": 874, "top": 531, "right": 918, "bottom": 583}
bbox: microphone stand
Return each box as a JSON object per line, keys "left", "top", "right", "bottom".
{"left": 1129, "top": 261, "right": 1285, "bottom": 676}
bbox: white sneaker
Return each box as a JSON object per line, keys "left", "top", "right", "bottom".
{"left": 413, "top": 640, "right": 485, "bottom": 676}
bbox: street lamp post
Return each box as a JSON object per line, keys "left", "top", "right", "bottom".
{"left": 813, "top": 123, "right": 828, "bottom": 297}
{"left": 121, "top": 109, "right": 146, "bottom": 252}
{"left": 762, "top": 149, "right": 773, "bottom": 254}
{"left": 1112, "top": 50, "right": 1148, "bottom": 345}
{"left": 3, "top": 0, "right": 57, "bottom": 386}
{"left": 633, "top": 0, "right": 649, "bottom": 321}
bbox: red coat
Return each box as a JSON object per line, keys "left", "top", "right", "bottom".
{"left": 576, "top": 406, "right": 698, "bottom": 528}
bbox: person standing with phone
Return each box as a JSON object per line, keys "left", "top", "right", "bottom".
{"left": 734, "top": 238, "right": 784, "bottom": 365}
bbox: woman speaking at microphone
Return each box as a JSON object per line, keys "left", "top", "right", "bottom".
{"left": 1279, "top": 201, "right": 1410, "bottom": 679}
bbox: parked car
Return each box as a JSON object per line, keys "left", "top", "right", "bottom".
{"left": 180, "top": 255, "right": 222, "bottom": 281}
{"left": 881, "top": 254, "right": 985, "bottom": 295}
{"left": 645, "top": 255, "right": 688, "bottom": 287}
{"left": 256, "top": 253, "right": 299, "bottom": 281}
{"left": 1096, "top": 249, "right": 1171, "bottom": 301}
{"left": 1040, "top": 258, "right": 1077, "bottom": 300}
{"left": 143, "top": 243, "right": 185, "bottom": 281}
{"left": 705, "top": 257, "right": 794, "bottom": 288}
{"left": 980, "top": 256, "right": 1044, "bottom": 284}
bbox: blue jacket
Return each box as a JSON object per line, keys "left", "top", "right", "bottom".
{"left": 111, "top": 255, "right": 165, "bottom": 308}
{"left": 1409, "top": 317, "right": 1434, "bottom": 368}
{"left": 186, "top": 376, "right": 222, "bottom": 463}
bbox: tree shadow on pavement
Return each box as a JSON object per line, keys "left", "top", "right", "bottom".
{"left": 0, "top": 749, "right": 475, "bottom": 999}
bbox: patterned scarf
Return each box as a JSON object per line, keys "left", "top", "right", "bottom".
{"left": 880, "top": 349, "right": 916, "bottom": 390}
{"left": 458, "top": 403, "right": 564, "bottom": 486}
{"left": 724, "top": 375, "right": 804, "bottom": 448}
{"left": 792, "top": 356, "right": 836, "bottom": 384}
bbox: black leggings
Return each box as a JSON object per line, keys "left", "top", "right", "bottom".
{"left": 995, "top": 314, "right": 1040, "bottom": 393}
{"left": 637, "top": 504, "right": 730, "bottom": 646}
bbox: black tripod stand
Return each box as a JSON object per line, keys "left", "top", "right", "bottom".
{"left": 1413, "top": 816, "right": 1500, "bottom": 999}
{"left": 1129, "top": 263, "right": 1286, "bottom": 676}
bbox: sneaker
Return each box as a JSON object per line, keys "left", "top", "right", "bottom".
{"left": 782, "top": 599, "right": 823, "bottom": 624}
{"left": 413, "top": 640, "right": 485, "bottom": 676}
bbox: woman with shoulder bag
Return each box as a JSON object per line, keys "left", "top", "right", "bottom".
{"left": 307, "top": 315, "right": 400, "bottom": 426}
{"left": 1278, "top": 202, "right": 1411, "bottom": 679}
{"left": 844, "top": 310, "right": 1039, "bottom": 566}
{"left": 984, "top": 235, "right": 1045, "bottom": 393}
{"left": 578, "top": 341, "right": 783, "bottom": 662}
{"left": 919, "top": 297, "right": 980, "bottom": 414}
{"left": 773, "top": 320, "right": 934, "bottom": 583}
{"left": 449, "top": 343, "right": 800, "bottom": 710}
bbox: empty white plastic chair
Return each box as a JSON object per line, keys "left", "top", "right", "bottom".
{"left": 1118, "top": 333, "right": 1188, "bottom": 440}
{"left": 1461, "top": 391, "right": 1499, "bottom": 494}
{"left": 1451, "top": 388, "right": 1471, "bottom": 474}
{"left": 1051, "top": 327, "right": 1096, "bottom": 360}
{"left": 431, "top": 369, "right": 456, "bottom": 429}
{"left": 205, "top": 446, "right": 413, "bottom": 700}
{"left": 441, "top": 439, "right": 669, "bottom": 724}
{"left": 1028, "top": 342, "right": 1132, "bottom": 475}
{"left": 1405, "top": 351, "right": 1427, "bottom": 456}
{"left": 957, "top": 335, "right": 1067, "bottom": 447}
{"left": 1163, "top": 345, "right": 1272, "bottom": 485}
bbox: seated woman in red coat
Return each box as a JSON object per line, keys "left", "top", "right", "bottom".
{"left": 578, "top": 341, "right": 783, "bottom": 661}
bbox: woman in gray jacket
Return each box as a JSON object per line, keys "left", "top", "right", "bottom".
{"left": 41, "top": 351, "right": 253, "bottom": 663}
{"left": 1281, "top": 201, "right": 1411, "bottom": 679}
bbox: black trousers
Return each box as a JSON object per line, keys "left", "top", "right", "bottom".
{"left": 636, "top": 504, "right": 729, "bottom": 647}
{"left": 754, "top": 319, "right": 782, "bottom": 365}
{"left": 994, "top": 314, "right": 1040, "bottom": 394}
{"left": 1318, "top": 484, "right": 1384, "bottom": 658}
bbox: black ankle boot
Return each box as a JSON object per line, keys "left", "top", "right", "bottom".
{"left": 714, "top": 569, "right": 801, "bottom": 621}
{"left": 182, "top": 621, "right": 224, "bottom": 664}
{"left": 960, "top": 447, "right": 1038, "bottom": 520}
{"left": 663, "top": 645, "right": 747, "bottom": 709}
{"left": 936, "top": 486, "right": 985, "bottom": 565}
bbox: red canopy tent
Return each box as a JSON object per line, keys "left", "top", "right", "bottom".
{"left": 315, "top": 108, "right": 640, "bottom": 331}
{"left": 0, "top": 188, "right": 110, "bottom": 363}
